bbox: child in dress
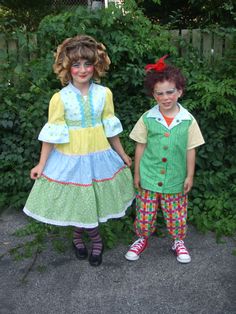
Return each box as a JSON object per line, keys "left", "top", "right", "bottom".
{"left": 23, "top": 35, "right": 134, "bottom": 266}
{"left": 125, "top": 56, "right": 204, "bottom": 263}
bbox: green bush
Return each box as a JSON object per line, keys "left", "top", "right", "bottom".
{"left": 182, "top": 59, "right": 236, "bottom": 239}
{"left": 0, "top": 5, "right": 236, "bottom": 247}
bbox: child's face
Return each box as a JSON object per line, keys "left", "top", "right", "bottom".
{"left": 153, "top": 81, "right": 182, "bottom": 115}
{"left": 70, "top": 58, "right": 94, "bottom": 88}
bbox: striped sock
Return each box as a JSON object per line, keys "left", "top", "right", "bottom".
{"left": 86, "top": 227, "right": 103, "bottom": 256}
{"left": 73, "top": 227, "right": 85, "bottom": 249}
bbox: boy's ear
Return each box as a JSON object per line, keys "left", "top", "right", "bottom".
{"left": 178, "top": 89, "right": 183, "bottom": 97}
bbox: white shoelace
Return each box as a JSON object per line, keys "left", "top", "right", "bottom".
{"left": 174, "top": 240, "right": 189, "bottom": 254}
{"left": 130, "top": 238, "right": 146, "bottom": 253}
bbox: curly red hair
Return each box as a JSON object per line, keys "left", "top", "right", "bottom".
{"left": 144, "top": 65, "right": 186, "bottom": 97}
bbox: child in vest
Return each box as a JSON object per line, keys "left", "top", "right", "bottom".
{"left": 24, "top": 35, "right": 134, "bottom": 267}
{"left": 125, "top": 56, "right": 204, "bottom": 263}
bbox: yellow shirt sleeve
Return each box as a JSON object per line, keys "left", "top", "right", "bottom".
{"left": 48, "top": 92, "right": 66, "bottom": 125}
{"left": 102, "top": 87, "right": 115, "bottom": 119}
{"left": 102, "top": 87, "right": 123, "bottom": 137}
{"left": 38, "top": 92, "right": 69, "bottom": 143}
{"left": 188, "top": 117, "right": 205, "bottom": 150}
{"left": 129, "top": 115, "right": 147, "bottom": 143}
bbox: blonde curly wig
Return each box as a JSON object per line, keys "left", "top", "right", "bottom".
{"left": 53, "top": 35, "right": 111, "bottom": 86}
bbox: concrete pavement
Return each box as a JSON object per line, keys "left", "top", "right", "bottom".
{"left": 0, "top": 209, "right": 236, "bottom": 314}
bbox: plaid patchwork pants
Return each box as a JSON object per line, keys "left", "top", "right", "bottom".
{"left": 134, "top": 189, "right": 188, "bottom": 240}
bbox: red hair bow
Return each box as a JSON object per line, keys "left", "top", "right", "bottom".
{"left": 145, "top": 54, "right": 169, "bottom": 72}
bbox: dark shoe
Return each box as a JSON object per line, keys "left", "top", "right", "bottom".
{"left": 88, "top": 246, "right": 104, "bottom": 267}
{"left": 73, "top": 243, "right": 88, "bottom": 260}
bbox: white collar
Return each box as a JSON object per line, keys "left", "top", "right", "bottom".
{"left": 67, "top": 82, "right": 94, "bottom": 95}
{"left": 146, "top": 103, "right": 191, "bottom": 129}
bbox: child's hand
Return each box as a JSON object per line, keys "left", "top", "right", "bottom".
{"left": 134, "top": 173, "right": 142, "bottom": 193}
{"left": 30, "top": 164, "right": 44, "bottom": 180}
{"left": 122, "top": 154, "right": 132, "bottom": 167}
{"left": 184, "top": 176, "right": 193, "bottom": 194}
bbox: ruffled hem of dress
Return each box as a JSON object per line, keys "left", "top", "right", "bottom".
{"left": 24, "top": 166, "right": 135, "bottom": 225}
{"left": 23, "top": 197, "right": 134, "bottom": 228}
{"left": 43, "top": 147, "right": 126, "bottom": 184}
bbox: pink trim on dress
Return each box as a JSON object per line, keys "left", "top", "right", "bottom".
{"left": 41, "top": 165, "right": 127, "bottom": 186}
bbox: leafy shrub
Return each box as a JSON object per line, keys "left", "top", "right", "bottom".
{"left": 182, "top": 59, "right": 236, "bottom": 239}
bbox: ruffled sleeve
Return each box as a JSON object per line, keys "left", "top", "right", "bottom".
{"left": 38, "top": 92, "right": 69, "bottom": 144}
{"left": 101, "top": 87, "right": 123, "bottom": 137}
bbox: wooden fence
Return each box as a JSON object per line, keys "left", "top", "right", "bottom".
{"left": 0, "top": 29, "right": 234, "bottom": 66}
{"left": 0, "top": 33, "right": 38, "bottom": 66}
{"left": 169, "top": 29, "right": 234, "bottom": 60}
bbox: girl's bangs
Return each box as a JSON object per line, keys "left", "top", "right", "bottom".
{"left": 69, "top": 46, "right": 96, "bottom": 64}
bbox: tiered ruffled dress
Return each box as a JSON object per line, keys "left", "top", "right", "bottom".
{"left": 23, "top": 82, "right": 134, "bottom": 228}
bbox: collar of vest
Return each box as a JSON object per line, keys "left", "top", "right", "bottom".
{"left": 146, "top": 103, "right": 192, "bottom": 129}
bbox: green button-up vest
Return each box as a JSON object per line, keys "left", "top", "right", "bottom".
{"left": 140, "top": 106, "right": 192, "bottom": 194}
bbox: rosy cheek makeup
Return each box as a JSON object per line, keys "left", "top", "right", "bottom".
{"left": 86, "top": 65, "right": 94, "bottom": 73}
{"left": 70, "top": 67, "right": 80, "bottom": 75}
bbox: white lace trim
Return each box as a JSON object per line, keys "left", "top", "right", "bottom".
{"left": 23, "top": 197, "right": 134, "bottom": 228}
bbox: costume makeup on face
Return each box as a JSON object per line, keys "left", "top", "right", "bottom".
{"left": 70, "top": 60, "right": 94, "bottom": 76}
{"left": 70, "top": 59, "right": 95, "bottom": 89}
{"left": 153, "top": 88, "right": 177, "bottom": 97}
